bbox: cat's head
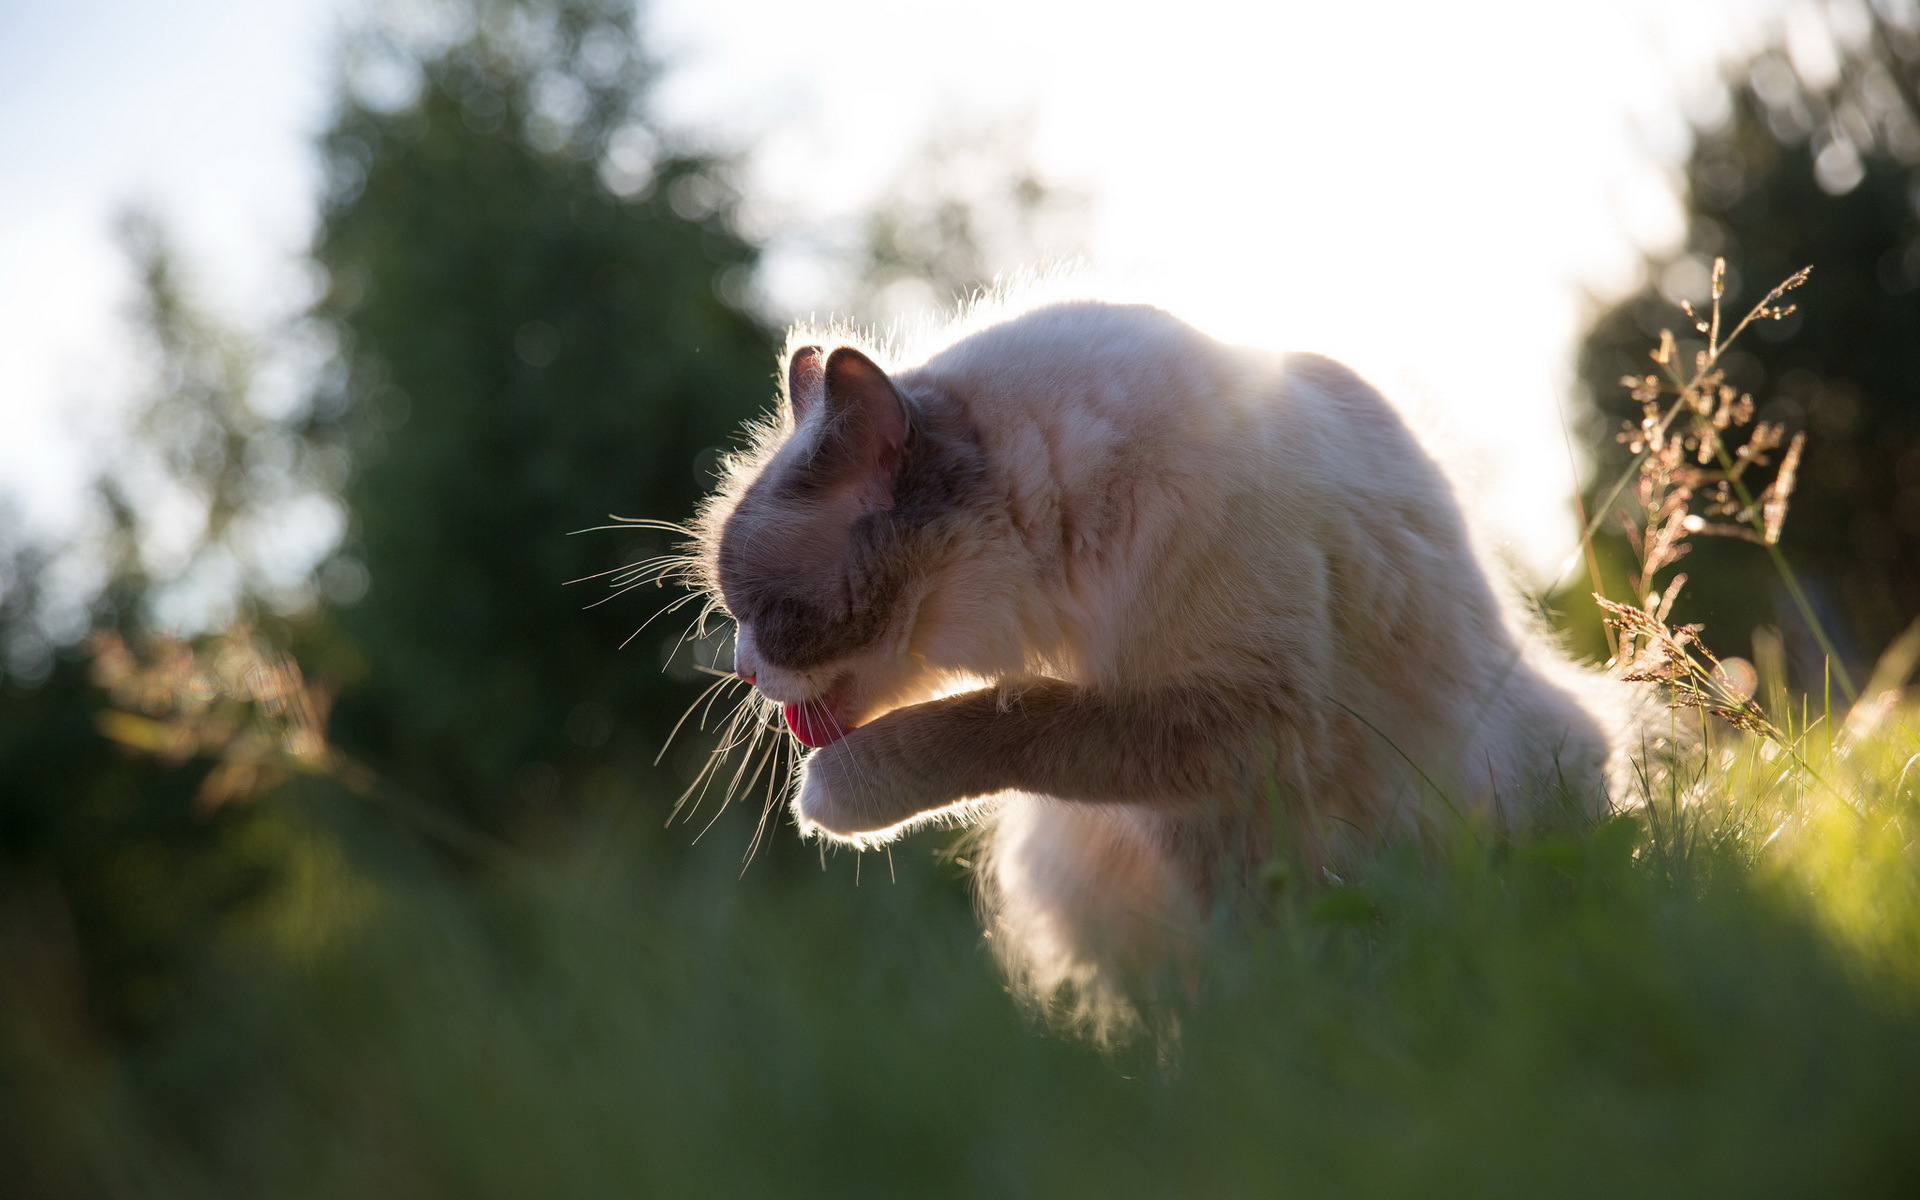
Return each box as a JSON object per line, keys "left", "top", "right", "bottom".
{"left": 697, "top": 341, "right": 986, "bottom": 746}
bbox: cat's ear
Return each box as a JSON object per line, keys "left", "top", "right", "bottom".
{"left": 786, "top": 345, "right": 826, "bottom": 422}
{"left": 819, "top": 346, "right": 910, "bottom": 506}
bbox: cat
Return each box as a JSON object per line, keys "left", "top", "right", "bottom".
{"left": 691, "top": 297, "right": 1637, "bottom": 1036}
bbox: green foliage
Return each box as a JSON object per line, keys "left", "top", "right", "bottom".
{"left": 11, "top": 3, "right": 1920, "bottom": 1195}
{"left": 316, "top": 0, "right": 777, "bottom": 826}
{"left": 0, "top": 0, "right": 783, "bottom": 1136}
{"left": 0, "top": 659, "right": 291, "bottom": 1045}
{"left": 1576, "top": 9, "right": 1920, "bottom": 680}
{"left": 0, "top": 221, "right": 330, "bottom": 1047}
{"left": 11, "top": 720, "right": 1920, "bottom": 1198}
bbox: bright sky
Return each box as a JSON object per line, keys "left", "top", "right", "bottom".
{"left": 0, "top": 0, "right": 1793, "bottom": 598}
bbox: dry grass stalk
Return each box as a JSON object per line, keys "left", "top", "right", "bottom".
{"left": 1601, "top": 258, "right": 1812, "bottom": 738}
{"left": 90, "top": 625, "right": 358, "bottom": 813}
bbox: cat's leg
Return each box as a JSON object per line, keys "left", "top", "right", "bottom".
{"left": 976, "top": 795, "right": 1197, "bottom": 1035}
{"left": 794, "top": 678, "right": 1283, "bottom": 841}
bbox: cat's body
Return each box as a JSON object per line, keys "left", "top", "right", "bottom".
{"left": 698, "top": 299, "right": 1633, "bottom": 1030}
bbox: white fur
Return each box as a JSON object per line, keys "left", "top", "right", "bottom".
{"left": 720, "top": 297, "right": 1643, "bottom": 1036}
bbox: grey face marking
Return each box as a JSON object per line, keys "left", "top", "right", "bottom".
{"left": 713, "top": 378, "right": 989, "bottom": 676}
{"left": 715, "top": 490, "right": 912, "bottom": 673}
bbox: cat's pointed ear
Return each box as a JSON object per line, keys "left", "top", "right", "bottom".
{"left": 820, "top": 346, "right": 911, "bottom": 506}
{"left": 786, "top": 345, "right": 826, "bottom": 422}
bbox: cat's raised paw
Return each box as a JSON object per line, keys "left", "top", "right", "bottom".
{"left": 793, "top": 738, "right": 922, "bottom": 844}
{"left": 793, "top": 743, "right": 865, "bottom": 841}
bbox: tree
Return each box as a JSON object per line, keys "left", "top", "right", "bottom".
{"left": 849, "top": 118, "right": 1089, "bottom": 326}
{"left": 314, "top": 0, "right": 778, "bottom": 827}
{"left": 0, "top": 224, "right": 321, "bottom": 1041}
{"left": 1575, "top": 4, "right": 1920, "bottom": 689}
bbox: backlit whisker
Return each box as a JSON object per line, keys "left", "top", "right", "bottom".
{"left": 742, "top": 736, "right": 791, "bottom": 871}
{"left": 618, "top": 590, "right": 704, "bottom": 650}
{"left": 692, "top": 712, "right": 783, "bottom": 843}
{"left": 655, "top": 672, "right": 742, "bottom": 767}
{"left": 584, "top": 575, "right": 684, "bottom": 611}
{"left": 662, "top": 604, "right": 725, "bottom": 668}
{"left": 606, "top": 561, "right": 696, "bottom": 589}
{"left": 669, "top": 697, "right": 758, "bottom": 824}
{"left": 718, "top": 730, "right": 785, "bottom": 858}
{"left": 563, "top": 554, "right": 689, "bottom": 587}
{"left": 568, "top": 515, "right": 695, "bottom": 537}
{"left": 699, "top": 676, "right": 754, "bottom": 737}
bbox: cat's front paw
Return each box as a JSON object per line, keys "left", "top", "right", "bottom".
{"left": 793, "top": 736, "right": 925, "bottom": 844}
{"left": 793, "top": 741, "right": 877, "bottom": 842}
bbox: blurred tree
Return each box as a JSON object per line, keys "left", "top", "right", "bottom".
{"left": 97, "top": 212, "right": 352, "bottom": 633}
{"left": 0, "top": 0, "right": 784, "bottom": 1068}
{"left": 0, "top": 224, "right": 319, "bottom": 1041}
{"left": 314, "top": 0, "right": 777, "bottom": 828}
{"left": 1575, "top": 2, "right": 1920, "bottom": 686}
{"left": 0, "top": 5, "right": 1084, "bottom": 1063}
{"left": 850, "top": 118, "right": 1089, "bottom": 326}
{"left": 0, "top": 0, "right": 1088, "bottom": 1145}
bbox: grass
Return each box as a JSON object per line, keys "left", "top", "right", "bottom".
{"left": 10, "top": 259, "right": 1918, "bottom": 1196}
{"left": 7, "top": 692, "right": 1920, "bottom": 1198}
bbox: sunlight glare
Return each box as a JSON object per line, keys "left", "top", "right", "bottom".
{"left": 652, "top": 0, "right": 1779, "bottom": 585}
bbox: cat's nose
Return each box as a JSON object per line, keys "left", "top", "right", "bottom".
{"left": 733, "top": 624, "right": 760, "bottom": 684}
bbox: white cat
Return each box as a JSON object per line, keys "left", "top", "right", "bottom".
{"left": 694, "top": 298, "right": 1636, "bottom": 1034}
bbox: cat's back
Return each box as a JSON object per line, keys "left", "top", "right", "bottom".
{"left": 906, "top": 299, "right": 1419, "bottom": 453}
{"left": 900, "top": 302, "right": 1297, "bottom": 512}
{"left": 905, "top": 301, "right": 1259, "bottom": 429}
{"left": 899, "top": 301, "right": 1437, "bottom": 531}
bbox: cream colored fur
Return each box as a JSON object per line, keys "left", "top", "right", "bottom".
{"left": 700, "top": 297, "right": 1641, "bottom": 1038}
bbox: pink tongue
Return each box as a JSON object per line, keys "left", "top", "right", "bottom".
{"left": 783, "top": 702, "right": 850, "bottom": 749}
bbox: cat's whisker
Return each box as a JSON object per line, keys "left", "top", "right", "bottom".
{"left": 577, "top": 513, "right": 788, "bottom": 847}
{"left": 692, "top": 711, "right": 783, "bottom": 843}
{"left": 568, "top": 515, "right": 696, "bottom": 537}
{"left": 728, "top": 688, "right": 793, "bottom": 868}
{"left": 721, "top": 706, "right": 775, "bottom": 791}
{"left": 742, "top": 713, "right": 788, "bottom": 796}
{"left": 714, "top": 710, "right": 766, "bottom": 753}
{"left": 583, "top": 575, "right": 686, "bottom": 611}
{"left": 718, "top": 727, "right": 783, "bottom": 850}
{"left": 661, "top": 603, "right": 725, "bottom": 669}
{"left": 699, "top": 676, "right": 757, "bottom": 743}
{"left": 618, "top": 590, "right": 704, "bottom": 650}
{"left": 684, "top": 692, "right": 778, "bottom": 824}
{"left": 581, "top": 559, "right": 701, "bottom": 608}
{"left": 675, "top": 688, "right": 762, "bottom": 802}
{"left": 563, "top": 554, "right": 691, "bottom": 587}
{"left": 742, "top": 736, "right": 791, "bottom": 872}
{"left": 668, "top": 700, "right": 753, "bottom": 824}
{"left": 700, "top": 679, "right": 756, "bottom": 740}
{"left": 607, "top": 562, "right": 698, "bottom": 591}
{"left": 609, "top": 515, "right": 696, "bottom": 535}
{"left": 696, "top": 598, "right": 724, "bottom": 634}
{"left": 655, "top": 672, "right": 743, "bottom": 767}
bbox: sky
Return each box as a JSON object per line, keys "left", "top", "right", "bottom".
{"left": 0, "top": 0, "right": 1800, "bottom": 600}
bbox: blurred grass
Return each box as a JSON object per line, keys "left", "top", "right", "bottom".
{"left": 8, "top": 704, "right": 1920, "bottom": 1199}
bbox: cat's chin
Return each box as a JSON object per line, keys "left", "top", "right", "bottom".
{"left": 783, "top": 700, "right": 855, "bottom": 749}
{"left": 769, "top": 674, "right": 862, "bottom": 748}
